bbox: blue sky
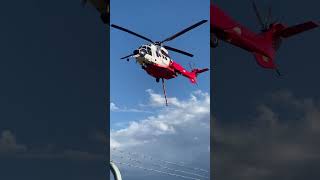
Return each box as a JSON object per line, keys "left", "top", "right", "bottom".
{"left": 110, "top": 0, "right": 210, "bottom": 129}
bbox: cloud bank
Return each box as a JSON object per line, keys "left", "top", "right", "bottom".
{"left": 110, "top": 102, "right": 151, "bottom": 113}
{"left": 110, "top": 89, "right": 210, "bottom": 180}
{"left": 214, "top": 90, "right": 320, "bottom": 180}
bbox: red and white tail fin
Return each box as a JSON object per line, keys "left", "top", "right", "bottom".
{"left": 253, "top": 21, "right": 318, "bottom": 70}
{"left": 189, "top": 68, "right": 209, "bottom": 84}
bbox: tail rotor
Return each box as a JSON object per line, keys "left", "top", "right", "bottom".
{"left": 188, "top": 62, "right": 196, "bottom": 71}
{"left": 251, "top": 0, "right": 279, "bottom": 32}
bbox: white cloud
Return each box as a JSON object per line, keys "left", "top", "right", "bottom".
{"left": 110, "top": 102, "right": 119, "bottom": 111}
{"left": 110, "top": 102, "right": 152, "bottom": 113}
{"left": 111, "top": 90, "right": 210, "bottom": 148}
{"left": 110, "top": 90, "right": 210, "bottom": 179}
{"left": 145, "top": 89, "right": 207, "bottom": 108}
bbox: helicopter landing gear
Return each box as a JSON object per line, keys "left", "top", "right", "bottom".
{"left": 156, "top": 78, "right": 160, "bottom": 83}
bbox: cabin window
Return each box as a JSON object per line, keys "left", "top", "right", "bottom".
{"left": 161, "top": 50, "right": 167, "bottom": 56}
{"left": 147, "top": 47, "right": 152, "bottom": 56}
{"left": 156, "top": 51, "right": 160, "bottom": 57}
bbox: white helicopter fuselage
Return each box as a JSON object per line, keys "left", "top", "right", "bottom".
{"left": 134, "top": 44, "right": 172, "bottom": 68}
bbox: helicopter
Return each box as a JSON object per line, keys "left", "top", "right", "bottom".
{"left": 210, "top": 2, "right": 319, "bottom": 75}
{"left": 111, "top": 20, "right": 209, "bottom": 106}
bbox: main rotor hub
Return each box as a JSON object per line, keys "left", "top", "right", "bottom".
{"left": 154, "top": 41, "right": 162, "bottom": 46}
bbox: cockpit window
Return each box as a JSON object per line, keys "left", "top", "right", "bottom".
{"left": 139, "top": 46, "right": 147, "bottom": 50}
{"left": 161, "top": 50, "right": 169, "bottom": 57}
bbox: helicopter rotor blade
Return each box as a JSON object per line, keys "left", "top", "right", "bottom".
{"left": 266, "top": 6, "right": 272, "bottom": 26}
{"left": 251, "top": 0, "right": 265, "bottom": 29}
{"left": 160, "top": 20, "right": 207, "bottom": 44}
{"left": 120, "top": 49, "right": 140, "bottom": 59}
{"left": 163, "top": 45, "right": 194, "bottom": 57}
{"left": 111, "top": 24, "right": 154, "bottom": 43}
{"left": 120, "top": 54, "right": 135, "bottom": 60}
{"left": 188, "top": 62, "right": 192, "bottom": 70}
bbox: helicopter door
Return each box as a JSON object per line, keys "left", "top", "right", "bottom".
{"left": 162, "top": 55, "right": 167, "bottom": 66}
{"left": 161, "top": 50, "right": 169, "bottom": 66}
{"left": 155, "top": 50, "right": 161, "bottom": 64}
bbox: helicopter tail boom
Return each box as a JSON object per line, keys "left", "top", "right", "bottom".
{"left": 171, "top": 61, "right": 209, "bottom": 84}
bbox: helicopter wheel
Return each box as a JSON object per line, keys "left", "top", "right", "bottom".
{"left": 156, "top": 78, "right": 160, "bottom": 83}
